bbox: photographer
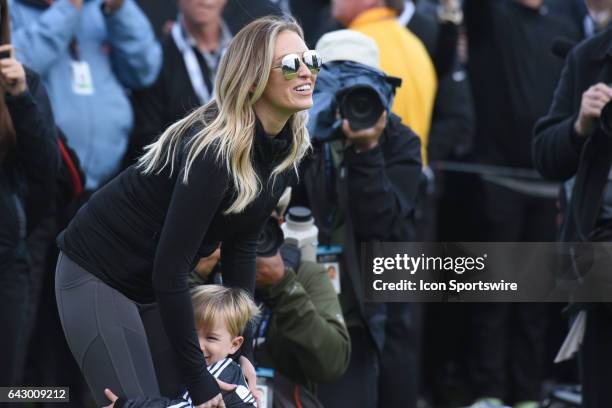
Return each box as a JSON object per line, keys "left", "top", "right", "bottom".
{"left": 189, "top": 198, "right": 351, "bottom": 408}
{"left": 332, "top": 0, "right": 435, "bottom": 163}
{"left": 291, "top": 30, "right": 422, "bottom": 407}
{"left": 254, "top": 238, "right": 350, "bottom": 407}
{"left": 532, "top": 20, "right": 612, "bottom": 408}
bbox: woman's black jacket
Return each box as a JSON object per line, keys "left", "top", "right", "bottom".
{"left": 0, "top": 68, "right": 59, "bottom": 271}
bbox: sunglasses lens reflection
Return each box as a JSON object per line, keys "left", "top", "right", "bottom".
{"left": 281, "top": 54, "right": 300, "bottom": 79}
{"left": 303, "top": 50, "right": 322, "bottom": 74}
{"left": 279, "top": 51, "right": 322, "bottom": 79}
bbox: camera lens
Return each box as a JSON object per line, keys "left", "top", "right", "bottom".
{"left": 256, "top": 217, "right": 284, "bottom": 257}
{"left": 339, "top": 85, "right": 384, "bottom": 131}
{"left": 601, "top": 101, "right": 612, "bottom": 137}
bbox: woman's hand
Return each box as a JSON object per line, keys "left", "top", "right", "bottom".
{"left": 0, "top": 45, "right": 27, "bottom": 96}
{"left": 102, "top": 388, "right": 118, "bottom": 408}
{"left": 194, "top": 393, "right": 225, "bottom": 408}
{"left": 103, "top": 382, "right": 235, "bottom": 408}
{"left": 194, "top": 378, "right": 237, "bottom": 407}
{"left": 239, "top": 356, "right": 263, "bottom": 407}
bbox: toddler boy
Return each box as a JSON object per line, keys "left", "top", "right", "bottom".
{"left": 104, "top": 285, "right": 260, "bottom": 408}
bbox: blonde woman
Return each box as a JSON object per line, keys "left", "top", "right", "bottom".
{"left": 54, "top": 16, "right": 320, "bottom": 408}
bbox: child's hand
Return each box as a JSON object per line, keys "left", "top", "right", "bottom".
{"left": 102, "top": 388, "right": 118, "bottom": 408}
{"left": 239, "top": 356, "right": 262, "bottom": 406}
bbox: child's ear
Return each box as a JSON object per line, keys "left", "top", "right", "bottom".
{"left": 230, "top": 336, "right": 244, "bottom": 354}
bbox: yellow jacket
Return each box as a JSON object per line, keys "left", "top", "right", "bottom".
{"left": 350, "top": 7, "right": 437, "bottom": 163}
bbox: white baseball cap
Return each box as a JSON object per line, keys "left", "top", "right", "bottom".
{"left": 315, "top": 29, "right": 380, "bottom": 69}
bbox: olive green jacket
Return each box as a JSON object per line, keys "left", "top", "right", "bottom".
{"left": 255, "top": 260, "right": 351, "bottom": 391}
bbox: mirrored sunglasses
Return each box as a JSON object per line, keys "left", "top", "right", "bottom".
{"left": 272, "top": 50, "right": 322, "bottom": 80}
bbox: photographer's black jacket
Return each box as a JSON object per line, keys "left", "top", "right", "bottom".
{"left": 292, "top": 113, "right": 422, "bottom": 350}
{"left": 533, "top": 27, "right": 612, "bottom": 242}
{"left": 58, "top": 115, "right": 295, "bottom": 405}
{"left": 0, "top": 68, "right": 58, "bottom": 272}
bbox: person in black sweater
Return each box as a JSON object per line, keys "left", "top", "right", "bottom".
{"left": 533, "top": 26, "right": 612, "bottom": 408}
{"left": 0, "top": 0, "right": 59, "bottom": 387}
{"left": 463, "top": 1, "right": 579, "bottom": 407}
{"left": 55, "top": 16, "right": 318, "bottom": 408}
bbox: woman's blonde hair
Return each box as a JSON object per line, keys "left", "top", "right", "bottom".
{"left": 138, "top": 16, "right": 311, "bottom": 214}
{"left": 191, "top": 285, "right": 260, "bottom": 338}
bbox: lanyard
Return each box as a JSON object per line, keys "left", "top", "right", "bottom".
{"left": 172, "top": 22, "right": 210, "bottom": 104}
{"left": 69, "top": 38, "right": 80, "bottom": 61}
{"left": 171, "top": 18, "right": 230, "bottom": 104}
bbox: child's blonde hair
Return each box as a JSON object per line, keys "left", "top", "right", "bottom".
{"left": 190, "top": 285, "right": 260, "bottom": 338}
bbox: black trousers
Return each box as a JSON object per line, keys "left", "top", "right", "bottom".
{"left": 318, "top": 326, "right": 380, "bottom": 408}
{"left": 581, "top": 306, "right": 612, "bottom": 408}
{"left": 378, "top": 302, "right": 421, "bottom": 408}
{"left": 467, "top": 182, "right": 556, "bottom": 402}
{"left": 0, "top": 258, "right": 29, "bottom": 386}
{"left": 468, "top": 302, "right": 549, "bottom": 402}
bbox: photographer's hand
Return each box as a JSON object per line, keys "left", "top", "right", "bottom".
{"left": 575, "top": 82, "right": 612, "bottom": 137}
{"left": 0, "top": 46, "right": 27, "bottom": 96}
{"left": 342, "top": 111, "right": 387, "bottom": 153}
{"left": 255, "top": 252, "right": 286, "bottom": 288}
{"left": 194, "top": 247, "right": 221, "bottom": 280}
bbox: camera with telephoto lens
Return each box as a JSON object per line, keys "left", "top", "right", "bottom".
{"left": 256, "top": 216, "right": 284, "bottom": 257}
{"left": 337, "top": 85, "right": 386, "bottom": 131}
{"left": 307, "top": 61, "right": 401, "bottom": 142}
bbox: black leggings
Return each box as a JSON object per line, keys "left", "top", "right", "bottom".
{"left": 0, "top": 259, "right": 29, "bottom": 386}
{"left": 55, "top": 252, "right": 182, "bottom": 405}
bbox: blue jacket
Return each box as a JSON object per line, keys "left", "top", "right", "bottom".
{"left": 10, "top": 0, "right": 161, "bottom": 189}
